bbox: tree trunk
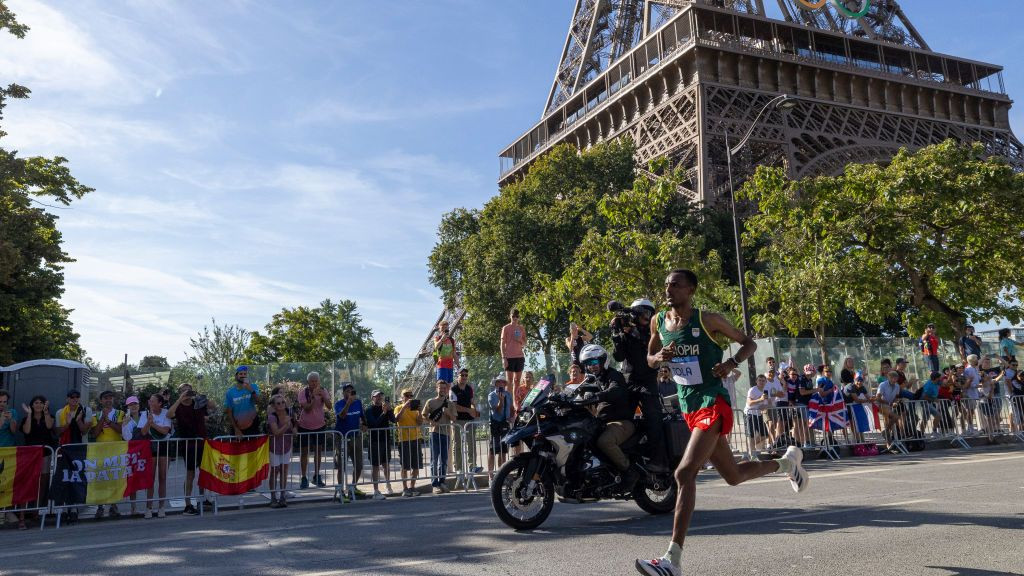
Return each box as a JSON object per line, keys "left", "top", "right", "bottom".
{"left": 815, "top": 322, "right": 830, "bottom": 366}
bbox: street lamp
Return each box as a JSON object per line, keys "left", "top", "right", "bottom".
{"left": 725, "top": 93, "right": 799, "bottom": 386}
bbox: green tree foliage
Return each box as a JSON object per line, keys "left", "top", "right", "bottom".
{"left": 0, "top": 7, "right": 91, "bottom": 364}
{"left": 184, "top": 318, "right": 251, "bottom": 397}
{"left": 522, "top": 171, "right": 737, "bottom": 331}
{"left": 139, "top": 355, "right": 170, "bottom": 370}
{"left": 244, "top": 299, "right": 394, "bottom": 363}
{"left": 740, "top": 140, "right": 1024, "bottom": 345}
{"left": 428, "top": 141, "right": 636, "bottom": 359}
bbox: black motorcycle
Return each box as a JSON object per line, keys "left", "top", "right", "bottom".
{"left": 490, "top": 377, "right": 683, "bottom": 530}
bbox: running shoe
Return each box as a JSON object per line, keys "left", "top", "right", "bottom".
{"left": 300, "top": 476, "right": 309, "bottom": 490}
{"left": 782, "top": 446, "right": 809, "bottom": 493}
{"left": 372, "top": 491, "right": 386, "bottom": 501}
{"left": 183, "top": 504, "right": 200, "bottom": 516}
{"left": 314, "top": 474, "right": 326, "bottom": 488}
{"left": 94, "top": 505, "right": 105, "bottom": 520}
{"left": 635, "top": 557, "right": 680, "bottom": 576}
{"left": 143, "top": 510, "right": 153, "bottom": 519}
{"left": 157, "top": 509, "right": 166, "bottom": 518}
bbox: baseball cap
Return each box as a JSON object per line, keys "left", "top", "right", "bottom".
{"left": 370, "top": 390, "right": 383, "bottom": 398}
{"left": 492, "top": 374, "right": 508, "bottom": 385}
{"left": 125, "top": 396, "right": 140, "bottom": 406}
{"left": 235, "top": 365, "right": 248, "bottom": 374}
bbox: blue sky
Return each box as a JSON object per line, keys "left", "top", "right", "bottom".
{"left": 2, "top": 1, "right": 1021, "bottom": 367}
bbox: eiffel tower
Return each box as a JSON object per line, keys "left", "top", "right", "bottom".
{"left": 499, "top": 0, "right": 1023, "bottom": 198}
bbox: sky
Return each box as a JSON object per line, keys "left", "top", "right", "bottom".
{"left": 1, "top": 0, "right": 1021, "bottom": 367}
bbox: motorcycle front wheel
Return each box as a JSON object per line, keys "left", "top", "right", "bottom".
{"left": 633, "top": 473, "right": 677, "bottom": 515}
{"left": 490, "top": 456, "right": 555, "bottom": 530}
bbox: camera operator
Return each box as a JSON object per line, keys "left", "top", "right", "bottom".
{"left": 609, "top": 298, "right": 667, "bottom": 471}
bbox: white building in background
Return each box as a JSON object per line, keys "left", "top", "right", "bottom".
{"left": 978, "top": 326, "right": 1024, "bottom": 344}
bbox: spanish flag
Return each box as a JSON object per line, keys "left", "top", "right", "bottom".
{"left": 0, "top": 446, "right": 44, "bottom": 508}
{"left": 199, "top": 437, "right": 269, "bottom": 495}
{"left": 50, "top": 441, "right": 154, "bottom": 505}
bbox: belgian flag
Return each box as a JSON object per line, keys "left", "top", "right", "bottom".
{"left": 199, "top": 437, "right": 269, "bottom": 495}
{"left": 0, "top": 446, "right": 44, "bottom": 508}
{"left": 51, "top": 441, "right": 154, "bottom": 505}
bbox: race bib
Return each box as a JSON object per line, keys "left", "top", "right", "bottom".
{"left": 669, "top": 356, "right": 704, "bottom": 387}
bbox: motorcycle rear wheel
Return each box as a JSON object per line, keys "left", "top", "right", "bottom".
{"left": 490, "top": 457, "right": 555, "bottom": 530}
{"left": 633, "top": 474, "right": 677, "bottom": 515}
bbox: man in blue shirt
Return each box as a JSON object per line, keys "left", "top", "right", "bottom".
{"left": 335, "top": 383, "right": 367, "bottom": 497}
{"left": 225, "top": 366, "right": 260, "bottom": 437}
{"left": 919, "top": 372, "right": 942, "bottom": 436}
{"left": 487, "top": 375, "right": 513, "bottom": 479}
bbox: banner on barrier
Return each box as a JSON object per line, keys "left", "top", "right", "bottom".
{"left": 199, "top": 437, "right": 269, "bottom": 495}
{"left": 808, "top": 388, "right": 847, "bottom": 432}
{"left": 52, "top": 441, "right": 154, "bottom": 505}
{"left": 0, "top": 446, "right": 44, "bottom": 508}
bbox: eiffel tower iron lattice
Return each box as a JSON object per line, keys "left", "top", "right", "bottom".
{"left": 499, "top": 0, "right": 1023, "bottom": 199}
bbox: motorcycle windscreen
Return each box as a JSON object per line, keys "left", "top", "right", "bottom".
{"left": 521, "top": 377, "right": 552, "bottom": 408}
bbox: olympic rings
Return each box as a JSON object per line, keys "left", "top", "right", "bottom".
{"left": 830, "top": 0, "right": 872, "bottom": 19}
{"left": 797, "top": 0, "right": 828, "bottom": 8}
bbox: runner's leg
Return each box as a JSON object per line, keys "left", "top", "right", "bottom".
{"left": 668, "top": 420, "right": 723, "bottom": 547}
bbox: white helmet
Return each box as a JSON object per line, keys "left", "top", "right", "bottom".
{"left": 631, "top": 298, "right": 655, "bottom": 314}
{"left": 578, "top": 344, "right": 608, "bottom": 373}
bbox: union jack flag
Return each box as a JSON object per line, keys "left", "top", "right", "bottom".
{"left": 807, "top": 386, "right": 847, "bottom": 432}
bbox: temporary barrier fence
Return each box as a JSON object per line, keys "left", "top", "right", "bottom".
{"left": 1, "top": 445, "right": 55, "bottom": 531}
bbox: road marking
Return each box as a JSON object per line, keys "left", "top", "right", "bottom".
{"left": 301, "top": 549, "right": 516, "bottom": 575}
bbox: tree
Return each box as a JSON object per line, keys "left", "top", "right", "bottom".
{"left": 139, "top": 355, "right": 170, "bottom": 370}
{"left": 184, "top": 318, "right": 251, "bottom": 397}
{"left": 0, "top": 7, "right": 91, "bottom": 365}
{"left": 522, "top": 171, "right": 737, "bottom": 333}
{"left": 740, "top": 140, "right": 1024, "bottom": 343}
{"left": 428, "top": 140, "right": 636, "bottom": 366}
{"left": 244, "top": 299, "right": 393, "bottom": 364}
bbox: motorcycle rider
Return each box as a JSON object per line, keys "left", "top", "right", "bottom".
{"left": 610, "top": 298, "right": 667, "bottom": 471}
{"left": 579, "top": 343, "right": 641, "bottom": 490}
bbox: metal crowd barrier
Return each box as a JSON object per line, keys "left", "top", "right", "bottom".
{"left": 340, "top": 423, "right": 460, "bottom": 499}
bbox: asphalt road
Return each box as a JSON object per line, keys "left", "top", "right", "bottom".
{"left": 2, "top": 446, "right": 1022, "bottom": 576}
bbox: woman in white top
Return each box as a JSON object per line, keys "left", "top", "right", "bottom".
{"left": 962, "top": 355, "right": 981, "bottom": 433}
{"left": 120, "top": 396, "right": 144, "bottom": 516}
{"left": 744, "top": 375, "right": 770, "bottom": 453}
{"left": 140, "top": 394, "right": 174, "bottom": 518}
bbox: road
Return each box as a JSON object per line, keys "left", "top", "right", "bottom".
{"left": 2, "top": 446, "right": 1022, "bottom": 576}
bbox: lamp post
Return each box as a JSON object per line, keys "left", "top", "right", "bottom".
{"left": 725, "top": 93, "right": 798, "bottom": 386}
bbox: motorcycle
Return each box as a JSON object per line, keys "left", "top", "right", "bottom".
{"left": 490, "top": 376, "right": 685, "bottom": 530}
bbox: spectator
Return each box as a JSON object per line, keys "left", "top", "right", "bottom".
{"left": 501, "top": 309, "right": 528, "bottom": 390}
{"left": 335, "top": 383, "right": 367, "bottom": 499}
{"left": 959, "top": 326, "right": 983, "bottom": 363}
{"left": 998, "top": 328, "right": 1018, "bottom": 363}
{"left": 1009, "top": 369, "right": 1024, "bottom": 434}
{"left": 433, "top": 320, "right": 458, "bottom": 384}
{"left": 781, "top": 366, "right": 801, "bottom": 443}
{"left": 844, "top": 372, "right": 871, "bottom": 444}
{"left": 514, "top": 370, "right": 534, "bottom": 414}
{"left": 18, "top": 395, "right": 53, "bottom": 530}
{"left": 449, "top": 368, "right": 481, "bottom": 479}
{"left": 0, "top": 390, "right": 18, "bottom": 448}
{"left": 565, "top": 363, "right": 586, "bottom": 394}
{"left": 393, "top": 388, "right": 423, "bottom": 497}
{"left": 894, "top": 358, "right": 909, "bottom": 387}
{"left": 487, "top": 375, "right": 513, "bottom": 480}
{"left": 225, "top": 366, "right": 260, "bottom": 438}
{"left": 793, "top": 364, "right": 816, "bottom": 447}
{"left": 54, "top": 389, "right": 91, "bottom": 524}
{"left": 876, "top": 359, "right": 893, "bottom": 386}
{"left": 297, "top": 371, "right": 332, "bottom": 490}
{"left": 565, "top": 321, "right": 593, "bottom": 366}
{"left": 91, "top": 390, "right": 125, "bottom": 519}
{"left": 364, "top": 390, "right": 397, "bottom": 500}
{"left": 140, "top": 394, "right": 173, "bottom": 518}
{"left": 655, "top": 366, "right": 677, "bottom": 410}
{"left": 721, "top": 366, "right": 742, "bottom": 408}
{"left": 56, "top": 389, "right": 91, "bottom": 447}
{"left": 168, "top": 382, "right": 214, "bottom": 515}
{"left": 920, "top": 324, "right": 941, "bottom": 374}
{"left": 814, "top": 365, "right": 848, "bottom": 444}
{"left": 121, "top": 396, "right": 144, "bottom": 516}
{"left": 422, "top": 380, "right": 457, "bottom": 494}
{"left": 762, "top": 368, "right": 785, "bottom": 448}
{"left": 978, "top": 372, "right": 998, "bottom": 441}
{"left": 839, "top": 357, "right": 856, "bottom": 389}
{"left": 875, "top": 370, "right": 903, "bottom": 452}
{"left": 765, "top": 356, "right": 778, "bottom": 374}
{"left": 267, "top": 393, "right": 294, "bottom": 508}
{"left": 919, "top": 371, "right": 942, "bottom": 437}
{"left": 962, "top": 355, "right": 981, "bottom": 434}
{"left": 744, "top": 375, "right": 770, "bottom": 452}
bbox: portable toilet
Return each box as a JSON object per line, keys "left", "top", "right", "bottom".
{"left": 0, "top": 359, "right": 92, "bottom": 414}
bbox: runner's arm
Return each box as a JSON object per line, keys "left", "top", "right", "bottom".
{"left": 703, "top": 312, "right": 757, "bottom": 377}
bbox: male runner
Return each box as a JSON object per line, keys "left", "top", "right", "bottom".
{"left": 635, "top": 269, "right": 808, "bottom": 576}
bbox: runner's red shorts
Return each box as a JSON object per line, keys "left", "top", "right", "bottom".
{"left": 684, "top": 395, "right": 733, "bottom": 436}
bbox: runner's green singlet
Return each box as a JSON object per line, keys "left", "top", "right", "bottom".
{"left": 654, "top": 309, "right": 730, "bottom": 413}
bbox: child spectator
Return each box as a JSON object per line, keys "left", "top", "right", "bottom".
{"left": 267, "top": 394, "right": 294, "bottom": 508}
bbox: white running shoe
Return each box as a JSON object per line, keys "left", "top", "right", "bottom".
{"left": 372, "top": 491, "right": 386, "bottom": 501}
{"left": 782, "top": 446, "right": 809, "bottom": 493}
{"left": 635, "top": 557, "right": 680, "bottom": 576}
